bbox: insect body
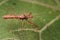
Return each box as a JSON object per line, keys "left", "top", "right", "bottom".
{"left": 3, "top": 12, "right": 39, "bottom": 32}
{"left": 3, "top": 12, "right": 33, "bottom": 20}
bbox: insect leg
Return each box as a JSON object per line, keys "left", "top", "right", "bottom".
{"left": 21, "top": 20, "right": 25, "bottom": 30}
{"left": 27, "top": 20, "right": 40, "bottom": 30}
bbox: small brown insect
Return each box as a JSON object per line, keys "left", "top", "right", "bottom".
{"left": 3, "top": 12, "right": 33, "bottom": 20}
{"left": 3, "top": 11, "right": 39, "bottom": 31}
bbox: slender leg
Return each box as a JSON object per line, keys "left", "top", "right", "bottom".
{"left": 23, "top": 9, "right": 27, "bottom": 15}
{"left": 27, "top": 20, "right": 40, "bottom": 31}
{"left": 21, "top": 20, "right": 25, "bottom": 30}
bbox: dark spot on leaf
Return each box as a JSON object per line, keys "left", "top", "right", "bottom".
{"left": 13, "top": 3, "right": 16, "bottom": 5}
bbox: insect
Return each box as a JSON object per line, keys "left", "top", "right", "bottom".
{"left": 2, "top": 10, "right": 39, "bottom": 31}
{"left": 3, "top": 12, "right": 33, "bottom": 20}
